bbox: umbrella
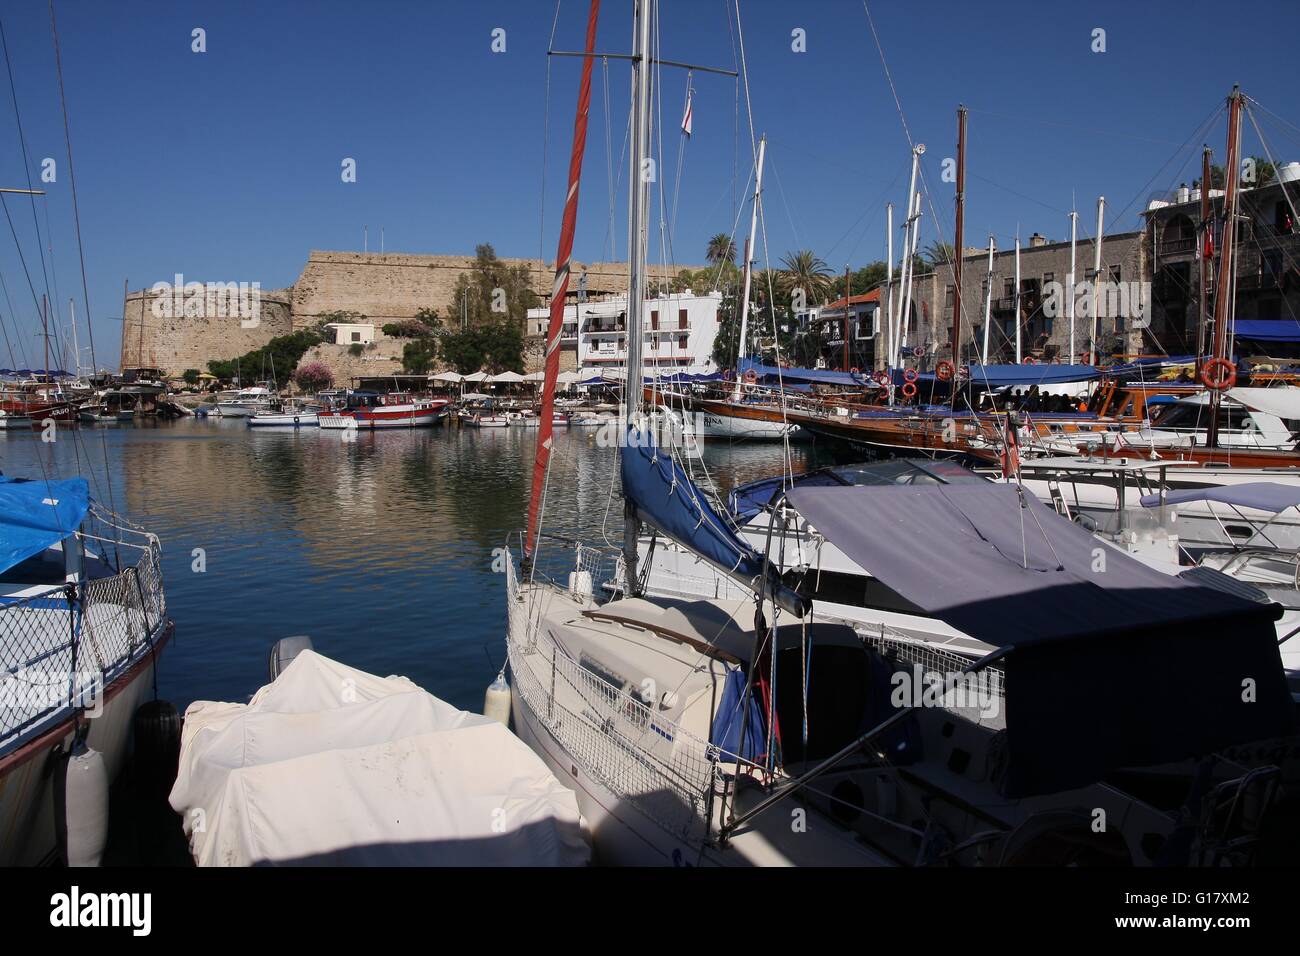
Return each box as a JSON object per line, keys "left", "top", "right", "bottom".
{"left": 463, "top": 371, "right": 489, "bottom": 383}
{"left": 430, "top": 371, "right": 464, "bottom": 383}
{"left": 523, "top": 371, "right": 546, "bottom": 382}
{"left": 557, "top": 371, "right": 581, "bottom": 384}
{"left": 489, "top": 371, "right": 525, "bottom": 383}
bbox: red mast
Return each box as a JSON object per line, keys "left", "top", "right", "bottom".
{"left": 1207, "top": 86, "right": 1242, "bottom": 450}
{"left": 525, "top": 0, "right": 601, "bottom": 559}
{"left": 951, "top": 106, "right": 967, "bottom": 368}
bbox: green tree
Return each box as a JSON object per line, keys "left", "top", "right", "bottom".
{"left": 830, "top": 261, "right": 888, "bottom": 300}
{"left": 446, "top": 243, "right": 540, "bottom": 329}
{"left": 439, "top": 319, "right": 524, "bottom": 374}
{"left": 181, "top": 369, "right": 200, "bottom": 385}
{"left": 779, "top": 250, "right": 833, "bottom": 307}
{"left": 207, "top": 328, "right": 327, "bottom": 383}
{"left": 401, "top": 338, "right": 439, "bottom": 374}
{"left": 706, "top": 233, "right": 737, "bottom": 266}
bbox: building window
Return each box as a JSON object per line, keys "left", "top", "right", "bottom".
{"left": 945, "top": 285, "right": 955, "bottom": 307}
{"left": 1043, "top": 272, "right": 1054, "bottom": 285}
{"left": 1108, "top": 265, "right": 1121, "bottom": 284}
{"left": 351, "top": 331, "right": 361, "bottom": 342}
{"left": 678, "top": 334, "right": 688, "bottom": 349}
{"left": 1004, "top": 280, "right": 1015, "bottom": 297}
{"left": 651, "top": 310, "right": 659, "bottom": 330}
{"left": 678, "top": 309, "right": 688, "bottom": 329}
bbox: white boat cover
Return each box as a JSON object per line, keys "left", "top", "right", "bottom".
{"left": 169, "top": 650, "right": 589, "bottom": 866}
{"left": 1228, "top": 385, "right": 1300, "bottom": 420}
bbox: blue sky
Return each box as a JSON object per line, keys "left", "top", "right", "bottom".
{"left": 1, "top": 0, "right": 1298, "bottom": 369}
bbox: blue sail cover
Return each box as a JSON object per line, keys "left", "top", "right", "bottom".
{"left": 965, "top": 364, "right": 1101, "bottom": 387}
{"left": 0, "top": 475, "right": 90, "bottom": 575}
{"left": 1140, "top": 482, "right": 1300, "bottom": 514}
{"left": 1236, "top": 319, "right": 1300, "bottom": 343}
{"left": 737, "top": 358, "right": 863, "bottom": 387}
{"left": 621, "top": 426, "right": 765, "bottom": 582}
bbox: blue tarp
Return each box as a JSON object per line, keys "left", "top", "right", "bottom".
{"left": 1140, "top": 482, "right": 1300, "bottom": 514}
{"left": 737, "top": 358, "right": 865, "bottom": 387}
{"left": 965, "top": 363, "right": 1102, "bottom": 387}
{"left": 0, "top": 475, "right": 90, "bottom": 575}
{"left": 709, "top": 666, "right": 765, "bottom": 761}
{"left": 1236, "top": 319, "right": 1300, "bottom": 343}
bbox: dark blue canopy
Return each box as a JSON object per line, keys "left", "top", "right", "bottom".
{"left": 0, "top": 475, "right": 90, "bottom": 575}
{"left": 785, "top": 482, "right": 1294, "bottom": 797}
{"left": 966, "top": 363, "right": 1101, "bottom": 387}
{"left": 1141, "top": 482, "right": 1300, "bottom": 514}
{"left": 1236, "top": 319, "right": 1300, "bottom": 343}
{"left": 737, "top": 358, "right": 864, "bottom": 387}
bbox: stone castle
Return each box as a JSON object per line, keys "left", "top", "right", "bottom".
{"left": 120, "top": 251, "right": 702, "bottom": 381}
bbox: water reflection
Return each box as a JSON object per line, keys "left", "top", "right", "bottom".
{"left": 0, "top": 419, "right": 833, "bottom": 713}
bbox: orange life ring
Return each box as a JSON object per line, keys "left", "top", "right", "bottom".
{"left": 876, "top": 387, "right": 889, "bottom": 403}
{"left": 936, "top": 360, "right": 955, "bottom": 382}
{"left": 744, "top": 369, "right": 758, "bottom": 384}
{"left": 903, "top": 368, "right": 918, "bottom": 383}
{"left": 901, "top": 382, "right": 917, "bottom": 398}
{"left": 850, "top": 366, "right": 861, "bottom": 375}
{"left": 1200, "top": 357, "right": 1237, "bottom": 391}
{"left": 1022, "top": 356, "right": 1037, "bottom": 365}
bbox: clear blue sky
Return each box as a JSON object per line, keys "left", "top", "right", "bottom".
{"left": 1, "top": 0, "right": 1297, "bottom": 369}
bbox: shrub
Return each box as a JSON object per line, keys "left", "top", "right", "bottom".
{"left": 292, "top": 361, "right": 333, "bottom": 393}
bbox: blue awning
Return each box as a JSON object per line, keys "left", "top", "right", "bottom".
{"left": 0, "top": 475, "right": 90, "bottom": 575}
{"left": 737, "top": 358, "right": 864, "bottom": 387}
{"left": 1140, "top": 482, "right": 1300, "bottom": 514}
{"left": 1235, "top": 319, "right": 1300, "bottom": 343}
{"left": 966, "top": 363, "right": 1101, "bottom": 387}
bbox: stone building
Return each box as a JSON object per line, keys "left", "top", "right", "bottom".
{"left": 1145, "top": 172, "right": 1300, "bottom": 359}
{"left": 121, "top": 251, "right": 703, "bottom": 379}
{"left": 874, "top": 228, "right": 1144, "bottom": 370}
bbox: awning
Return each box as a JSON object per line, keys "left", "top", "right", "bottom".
{"left": 738, "top": 358, "right": 862, "bottom": 387}
{"left": 1235, "top": 319, "right": 1300, "bottom": 343}
{"left": 1140, "top": 482, "right": 1300, "bottom": 514}
{"left": 429, "top": 371, "right": 464, "bottom": 383}
{"left": 965, "top": 363, "right": 1101, "bottom": 387}
{"left": 488, "top": 371, "right": 525, "bottom": 383}
{"left": 0, "top": 475, "right": 90, "bottom": 575}
{"left": 784, "top": 482, "right": 1294, "bottom": 797}
{"left": 1227, "top": 385, "right": 1300, "bottom": 420}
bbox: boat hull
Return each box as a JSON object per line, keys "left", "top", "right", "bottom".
{"left": 248, "top": 412, "right": 319, "bottom": 427}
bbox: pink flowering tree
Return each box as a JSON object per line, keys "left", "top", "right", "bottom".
{"left": 292, "top": 361, "right": 333, "bottom": 393}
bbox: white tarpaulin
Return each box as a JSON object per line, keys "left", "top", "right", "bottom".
{"left": 169, "top": 651, "right": 589, "bottom": 866}
{"left": 1228, "top": 386, "right": 1300, "bottom": 421}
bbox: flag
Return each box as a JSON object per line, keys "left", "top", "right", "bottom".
{"left": 681, "top": 90, "right": 693, "bottom": 138}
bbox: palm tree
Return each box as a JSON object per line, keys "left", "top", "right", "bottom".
{"left": 706, "top": 233, "right": 737, "bottom": 266}
{"left": 923, "top": 241, "right": 955, "bottom": 268}
{"left": 779, "top": 250, "right": 833, "bottom": 307}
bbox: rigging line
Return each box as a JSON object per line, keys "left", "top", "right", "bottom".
{"left": 539, "top": 0, "right": 562, "bottom": 262}
{"left": 822, "top": 160, "right": 908, "bottom": 262}
{"left": 0, "top": 194, "right": 46, "bottom": 320}
{"left": 963, "top": 106, "right": 1188, "bottom": 147}
{"left": 0, "top": 16, "right": 54, "bottom": 316}
{"left": 766, "top": 153, "right": 802, "bottom": 248}
{"left": 49, "top": 0, "right": 120, "bottom": 542}
{"left": 968, "top": 172, "right": 1071, "bottom": 216}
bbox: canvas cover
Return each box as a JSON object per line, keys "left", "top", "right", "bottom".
{"left": 0, "top": 475, "right": 89, "bottom": 575}
{"left": 169, "top": 651, "right": 589, "bottom": 866}
{"left": 1140, "top": 481, "right": 1300, "bottom": 514}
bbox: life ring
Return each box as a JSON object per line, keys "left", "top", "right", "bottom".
{"left": 1200, "top": 357, "right": 1237, "bottom": 391}
{"left": 722, "top": 368, "right": 733, "bottom": 381}
{"left": 935, "top": 360, "right": 955, "bottom": 382}
{"left": 912, "top": 346, "right": 925, "bottom": 358}
{"left": 850, "top": 367, "right": 861, "bottom": 376}
{"left": 1022, "top": 356, "right": 1037, "bottom": 365}
{"left": 293, "top": 415, "right": 300, "bottom": 424}
{"left": 901, "top": 382, "right": 917, "bottom": 399}
{"left": 903, "top": 368, "right": 918, "bottom": 383}
{"left": 876, "top": 387, "right": 889, "bottom": 403}
{"left": 873, "top": 370, "right": 890, "bottom": 386}
{"left": 744, "top": 369, "right": 758, "bottom": 384}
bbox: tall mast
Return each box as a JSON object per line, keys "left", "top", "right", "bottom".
{"left": 1197, "top": 146, "right": 1213, "bottom": 374}
{"left": 42, "top": 294, "right": 49, "bottom": 381}
{"left": 733, "top": 136, "right": 765, "bottom": 400}
{"left": 884, "top": 203, "right": 894, "bottom": 371}
{"left": 523, "top": 0, "right": 601, "bottom": 559}
{"left": 1090, "top": 196, "right": 1106, "bottom": 362}
{"left": 842, "top": 264, "right": 851, "bottom": 371}
{"left": 1013, "top": 234, "right": 1022, "bottom": 363}
{"left": 892, "top": 144, "right": 924, "bottom": 369}
{"left": 70, "top": 298, "right": 79, "bottom": 378}
{"left": 621, "top": 0, "right": 654, "bottom": 593}
{"left": 980, "top": 237, "right": 994, "bottom": 364}
{"left": 951, "top": 106, "right": 967, "bottom": 369}
{"left": 1208, "top": 87, "right": 1243, "bottom": 450}
{"left": 1067, "top": 209, "right": 1078, "bottom": 363}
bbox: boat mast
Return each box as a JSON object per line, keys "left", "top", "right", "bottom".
{"left": 621, "top": 0, "right": 654, "bottom": 593}
{"left": 1208, "top": 87, "right": 1243, "bottom": 450}
{"left": 951, "top": 106, "right": 967, "bottom": 373}
{"left": 892, "top": 145, "right": 924, "bottom": 370}
{"left": 1013, "top": 234, "right": 1022, "bottom": 363}
{"left": 733, "top": 135, "right": 765, "bottom": 400}
{"left": 1067, "top": 209, "right": 1077, "bottom": 363}
{"left": 842, "top": 264, "right": 851, "bottom": 371}
{"left": 980, "top": 237, "right": 994, "bottom": 364}
{"left": 1090, "top": 196, "right": 1105, "bottom": 362}
{"left": 884, "top": 203, "right": 894, "bottom": 372}
{"left": 1197, "top": 146, "right": 1213, "bottom": 376}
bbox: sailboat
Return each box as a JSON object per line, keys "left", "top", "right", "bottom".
{"left": 501, "top": 0, "right": 1296, "bottom": 866}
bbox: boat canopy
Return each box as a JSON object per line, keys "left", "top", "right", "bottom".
{"left": 737, "top": 358, "right": 861, "bottom": 387}
{"left": 0, "top": 475, "right": 89, "bottom": 576}
{"left": 1236, "top": 318, "right": 1300, "bottom": 342}
{"left": 784, "top": 482, "right": 1295, "bottom": 797}
{"left": 621, "top": 425, "right": 806, "bottom": 615}
{"left": 965, "top": 363, "right": 1101, "bottom": 387}
{"left": 1140, "top": 481, "right": 1300, "bottom": 514}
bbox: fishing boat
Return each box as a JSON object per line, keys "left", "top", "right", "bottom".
{"left": 318, "top": 390, "right": 448, "bottom": 429}
{"left": 248, "top": 405, "right": 320, "bottom": 428}
{"left": 501, "top": 0, "right": 1296, "bottom": 867}
{"left": 0, "top": 475, "right": 172, "bottom": 865}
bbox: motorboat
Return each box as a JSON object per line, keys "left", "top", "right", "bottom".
{"left": 215, "top": 386, "right": 277, "bottom": 418}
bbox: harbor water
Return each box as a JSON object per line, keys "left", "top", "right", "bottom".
{"left": 0, "top": 419, "right": 833, "bottom": 713}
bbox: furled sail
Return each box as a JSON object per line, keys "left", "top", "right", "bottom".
{"left": 620, "top": 424, "right": 807, "bottom": 616}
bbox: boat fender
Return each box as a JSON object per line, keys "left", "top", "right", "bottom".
{"left": 268, "top": 635, "right": 315, "bottom": 681}
{"left": 483, "top": 672, "right": 511, "bottom": 725}
{"left": 293, "top": 415, "right": 300, "bottom": 424}
{"left": 132, "top": 700, "right": 183, "bottom": 800}
{"left": 53, "top": 731, "right": 109, "bottom": 867}
{"left": 568, "top": 569, "right": 594, "bottom": 599}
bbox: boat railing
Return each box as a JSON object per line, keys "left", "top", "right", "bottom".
{"left": 0, "top": 541, "right": 167, "bottom": 748}
{"left": 505, "top": 547, "right": 720, "bottom": 845}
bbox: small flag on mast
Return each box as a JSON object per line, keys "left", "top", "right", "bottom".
{"left": 681, "top": 89, "right": 693, "bottom": 138}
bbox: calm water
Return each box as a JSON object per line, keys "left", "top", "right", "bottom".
{"left": 0, "top": 419, "right": 835, "bottom": 713}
